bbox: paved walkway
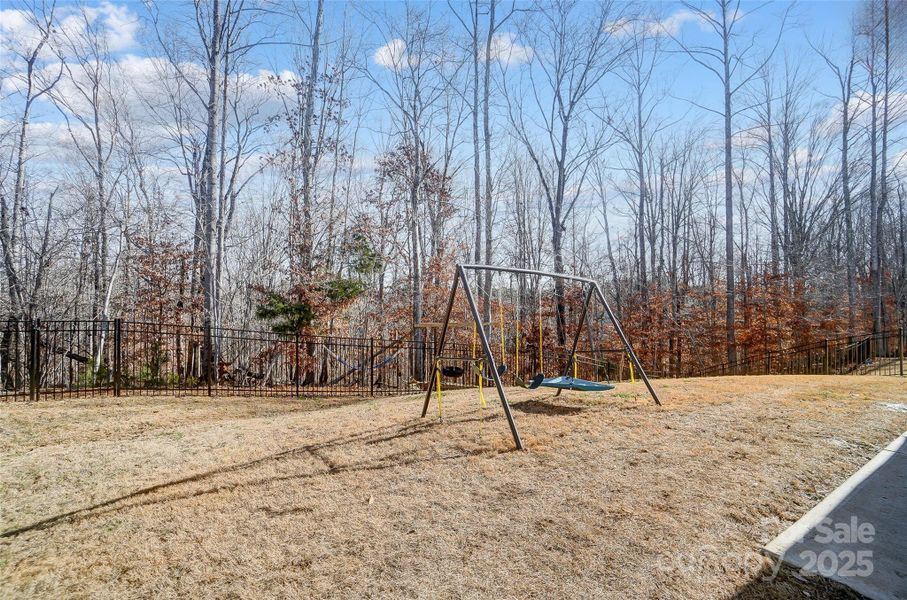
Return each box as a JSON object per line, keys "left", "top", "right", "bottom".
{"left": 764, "top": 432, "right": 907, "bottom": 600}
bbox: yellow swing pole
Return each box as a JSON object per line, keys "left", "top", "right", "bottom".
{"left": 435, "top": 358, "right": 443, "bottom": 419}
{"left": 478, "top": 367, "right": 486, "bottom": 408}
{"left": 472, "top": 318, "right": 486, "bottom": 408}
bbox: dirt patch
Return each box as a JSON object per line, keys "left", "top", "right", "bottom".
{"left": 1, "top": 376, "right": 904, "bottom": 599}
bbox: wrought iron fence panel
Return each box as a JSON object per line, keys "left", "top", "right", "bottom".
{"left": 2, "top": 320, "right": 903, "bottom": 400}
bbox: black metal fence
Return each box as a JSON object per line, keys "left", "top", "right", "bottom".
{"left": 0, "top": 318, "right": 650, "bottom": 401}
{"left": 693, "top": 329, "right": 906, "bottom": 378}
{"left": 3, "top": 319, "right": 902, "bottom": 400}
{"left": 0, "top": 319, "right": 435, "bottom": 400}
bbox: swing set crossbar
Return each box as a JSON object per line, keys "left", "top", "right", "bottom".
{"left": 421, "top": 264, "right": 662, "bottom": 451}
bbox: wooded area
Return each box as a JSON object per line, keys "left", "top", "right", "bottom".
{"left": 1, "top": 0, "right": 905, "bottom": 379}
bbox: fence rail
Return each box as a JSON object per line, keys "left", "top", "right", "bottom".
{"left": 0, "top": 318, "right": 653, "bottom": 400}
{"left": 2, "top": 319, "right": 903, "bottom": 400}
{"left": 692, "top": 329, "right": 906, "bottom": 378}
{"left": 0, "top": 319, "right": 438, "bottom": 400}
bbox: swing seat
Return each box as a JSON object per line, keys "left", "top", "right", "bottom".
{"left": 441, "top": 364, "right": 506, "bottom": 378}
{"left": 441, "top": 366, "right": 465, "bottom": 378}
{"left": 472, "top": 363, "right": 507, "bottom": 377}
{"left": 527, "top": 374, "right": 614, "bottom": 392}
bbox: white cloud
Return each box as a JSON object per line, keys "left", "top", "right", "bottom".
{"left": 482, "top": 31, "right": 533, "bottom": 65}
{"left": 96, "top": 2, "right": 139, "bottom": 52}
{"left": 818, "top": 89, "right": 907, "bottom": 139}
{"left": 0, "top": 2, "right": 138, "bottom": 61}
{"left": 653, "top": 9, "right": 708, "bottom": 36}
{"left": 604, "top": 18, "right": 628, "bottom": 35}
{"left": 0, "top": 8, "right": 51, "bottom": 57}
{"left": 606, "top": 10, "right": 718, "bottom": 39}
{"left": 56, "top": 3, "right": 139, "bottom": 52}
{"left": 374, "top": 32, "right": 530, "bottom": 71}
{"left": 374, "top": 38, "right": 408, "bottom": 70}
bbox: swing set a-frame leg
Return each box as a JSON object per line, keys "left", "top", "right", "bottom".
{"left": 421, "top": 271, "right": 459, "bottom": 418}
{"left": 420, "top": 264, "right": 661, "bottom": 448}
{"left": 591, "top": 282, "right": 661, "bottom": 406}
{"left": 421, "top": 266, "right": 524, "bottom": 450}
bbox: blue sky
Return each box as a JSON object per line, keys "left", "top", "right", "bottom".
{"left": 0, "top": 0, "right": 872, "bottom": 228}
{"left": 3, "top": 0, "right": 863, "bottom": 122}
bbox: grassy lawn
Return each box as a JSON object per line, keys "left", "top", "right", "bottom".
{"left": 1, "top": 376, "right": 905, "bottom": 599}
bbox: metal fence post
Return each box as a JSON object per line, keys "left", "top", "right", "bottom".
{"left": 899, "top": 328, "right": 904, "bottom": 377}
{"left": 369, "top": 337, "right": 375, "bottom": 396}
{"left": 27, "top": 321, "right": 35, "bottom": 401}
{"left": 206, "top": 326, "right": 213, "bottom": 397}
{"left": 113, "top": 319, "right": 122, "bottom": 396}
{"left": 295, "top": 331, "right": 301, "bottom": 398}
{"left": 28, "top": 319, "right": 40, "bottom": 401}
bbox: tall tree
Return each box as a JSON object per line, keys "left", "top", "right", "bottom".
{"left": 297, "top": 0, "right": 325, "bottom": 276}
{"left": 367, "top": 2, "right": 453, "bottom": 377}
{"left": 671, "top": 0, "right": 786, "bottom": 363}
{"left": 53, "top": 6, "right": 125, "bottom": 320}
{"left": 149, "top": 0, "right": 267, "bottom": 381}
{"left": 609, "top": 14, "right": 666, "bottom": 304}
{"left": 814, "top": 39, "right": 859, "bottom": 333}
{"left": 506, "top": 0, "right": 627, "bottom": 344}
{"left": 0, "top": 0, "right": 60, "bottom": 387}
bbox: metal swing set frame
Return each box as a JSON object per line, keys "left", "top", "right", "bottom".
{"left": 421, "top": 264, "right": 661, "bottom": 450}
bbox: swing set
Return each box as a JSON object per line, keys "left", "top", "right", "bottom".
{"left": 421, "top": 264, "right": 661, "bottom": 450}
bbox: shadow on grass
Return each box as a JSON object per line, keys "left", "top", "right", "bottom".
{"left": 511, "top": 399, "right": 585, "bottom": 416}
{"left": 0, "top": 412, "right": 508, "bottom": 540}
{"left": 726, "top": 563, "right": 866, "bottom": 600}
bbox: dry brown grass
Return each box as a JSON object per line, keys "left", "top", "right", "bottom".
{"left": 1, "top": 376, "right": 905, "bottom": 599}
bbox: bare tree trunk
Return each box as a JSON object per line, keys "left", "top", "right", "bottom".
{"left": 876, "top": 0, "right": 890, "bottom": 334}
{"left": 869, "top": 41, "right": 880, "bottom": 333}
{"left": 763, "top": 76, "right": 780, "bottom": 278}
{"left": 839, "top": 59, "right": 857, "bottom": 334}
{"left": 409, "top": 144, "right": 423, "bottom": 379}
{"left": 482, "top": 0, "right": 497, "bottom": 328}
{"left": 637, "top": 91, "right": 648, "bottom": 302}
{"left": 471, "top": 1, "right": 483, "bottom": 306}
{"left": 200, "top": 0, "right": 223, "bottom": 385}
{"left": 722, "top": 9, "right": 736, "bottom": 364}
{"left": 300, "top": 0, "right": 325, "bottom": 275}
{"left": 3, "top": 9, "right": 57, "bottom": 323}
{"left": 674, "top": 0, "right": 786, "bottom": 361}
{"left": 899, "top": 180, "right": 906, "bottom": 328}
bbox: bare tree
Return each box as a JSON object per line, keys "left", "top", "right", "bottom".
{"left": 608, "top": 14, "right": 668, "bottom": 303}
{"left": 366, "top": 2, "right": 454, "bottom": 377}
{"left": 148, "top": 0, "right": 268, "bottom": 382}
{"left": 813, "top": 38, "right": 860, "bottom": 332}
{"left": 0, "top": 0, "right": 61, "bottom": 388}
{"left": 505, "top": 0, "right": 628, "bottom": 343}
{"left": 670, "top": 0, "right": 786, "bottom": 363}
{"left": 448, "top": 0, "right": 517, "bottom": 324}
{"left": 52, "top": 6, "right": 127, "bottom": 321}
{"left": 296, "top": 0, "right": 324, "bottom": 276}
